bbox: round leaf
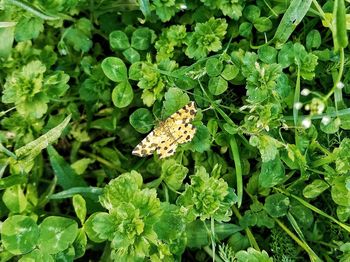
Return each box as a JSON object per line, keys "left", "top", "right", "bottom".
{"left": 221, "top": 64, "right": 239, "bottom": 81}
{"left": 38, "top": 216, "right": 78, "bottom": 254}
{"left": 84, "top": 212, "right": 115, "bottom": 243}
{"left": 131, "top": 28, "right": 153, "bottom": 50}
{"left": 306, "top": 29, "right": 321, "bottom": 49}
{"left": 109, "top": 30, "right": 130, "bottom": 50}
{"left": 101, "top": 57, "right": 127, "bottom": 82}
{"left": 258, "top": 45, "right": 277, "bottom": 64}
{"left": 303, "top": 179, "right": 329, "bottom": 198}
{"left": 123, "top": 47, "right": 140, "bottom": 63}
{"left": 206, "top": 58, "right": 224, "bottom": 77}
{"left": 331, "top": 176, "right": 350, "bottom": 206}
{"left": 264, "top": 193, "right": 290, "bottom": 217}
{"left": 2, "top": 215, "right": 39, "bottom": 255}
{"left": 129, "top": 108, "right": 154, "bottom": 134}
{"left": 253, "top": 17, "right": 273, "bottom": 32}
{"left": 208, "top": 76, "right": 228, "bottom": 95}
{"left": 112, "top": 81, "right": 134, "bottom": 108}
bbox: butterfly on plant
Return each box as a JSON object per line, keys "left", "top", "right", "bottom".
{"left": 132, "top": 101, "right": 197, "bottom": 159}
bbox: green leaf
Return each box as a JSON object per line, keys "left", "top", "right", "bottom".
{"left": 73, "top": 194, "right": 87, "bottom": 224}
{"left": 264, "top": 193, "right": 290, "bottom": 217}
{"left": 191, "top": 124, "right": 211, "bottom": 153}
{"left": 128, "top": 61, "right": 143, "bottom": 80}
{"left": 0, "top": 15, "right": 15, "bottom": 58}
{"left": 249, "top": 135, "right": 281, "bottom": 162}
{"left": 71, "top": 158, "right": 94, "bottom": 175}
{"left": 15, "top": 16, "right": 43, "bottom": 41}
{"left": 176, "top": 166, "right": 236, "bottom": 222}
{"left": 236, "top": 248, "right": 273, "bottom": 262}
{"left": 38, "top": 216, "right": 78, "bottom": 254}
{"left": 272, "top": 0, "right": 312, "bottom": 48}
{"left": 84, "top": 212, "right": 114, "bottom": 242}
{"left": 111, "top": 81, "right": 134, "bottom": 108}
{"left": 162, "top": 87, "right": 190, "bottom": 118}
{"left": 185, "top": 18, "right": 228, "bottom": 59}
{"left": 253, "top": 17, "right": 272, "bottom": 32}
{"left": 331, "top": 176, "right": 350, "bottom": 206}
{"left": 2, "top": 185, "right": 27, "bottom": 213}
{"left": 221, "top": 64, "right": 239, "bottom": 80}
{"left": 259, "top": 157, "right": 285, "bottom": 188}
{"left": 47, "top": 146, "right": 87, "bottom": 189}
{"left": 0, "top": 174, "right": 27, "bottom": 190}
{"left": 131, "top": 28, "right": 154, "bottom": 50}
{"left": 206, "top": 57, "right": 224, "bottom": 77}
{"left": 320, "top": 117, "right": 341, "bottom": 134}
{"left": 186, "top": 220, "right": 241, "bottom": 248}
{"left": 208, "top": 76, "right": 228, "bottom": 95}
{"left": 239, "top": 22, "right": 252, "bottom": 37}
{"left": 109, "top": 30, "right": 130, "bottom": 50}
{"left": 337, "top": 206, "right": 350, "bottom": 222}
{"left": 335, "top": 138, "right": 350, "bottom": 174}
{"left": 1, "top": 215, "right": 39, "bottom": 255}
{"left": 63, "top": 18, "right": 92, "bottom": 52}
{"left": 306, "top": 30, "right": 322, "bottom": 49}
{"left": 303, "top": 179, "right": 330, "bottom": 198}
{"left": 258, "top": 45, "right": 277, "bottom": 64}
{"left": 72, "top": 228, "right": 87, "bottom": 259}
{"left": 154, "top": 202, "right": 186, "bottom": 244}
{"left": 161, "top": 159, "right": 188, "bottom": 190}
{"left": 19, "top": 249, "right": 54, "bottom": 262}
{"left": 122, "top": 47, "right": 140, "bottom": 63}
{"left": 153, "top": 0, "right": 176, "bottom": 22}
{"left": 129, "top": 108, "right": 154, "bottom": 134}
{"left": 289, "top": 203, "right": 314, "bottom": 229}
{"left": 334, "top": 0, "right": 348, "bottom": 50}
{"left": 15, "top": 115, "right": 71, "bottom": 161}
{"left": 101, "top": 57, "right": 128, "bottom": 82}
{"left": 243, "top": 5, "right": 261, "bottom": 22}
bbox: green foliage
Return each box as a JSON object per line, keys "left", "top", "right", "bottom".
{"left": 1, "top": 0, "right": 350, "bottom": 260}
{"left": 177, "top": 166, "right": 237, "bottom": 222}
{"left": 185, "top": 18, "right": 228, "bottom": 59}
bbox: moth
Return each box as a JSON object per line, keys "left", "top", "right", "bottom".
{"left": 132, "top": 101, "right": 197, "bottom": 159}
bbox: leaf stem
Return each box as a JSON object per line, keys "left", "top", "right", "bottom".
{"left": 78, "top": 149, "right": 127, "bottom": 173}
{"left": 229, "top": 136, "right": 243, "bottom": 207}
{"left": 274, "top": 218, "right": 322, "bottom": 261}
{"left": 275, "top": 187, "right": 350, "bottom": 233}
{"left": 6, "top": 0, "right": 61, "bottom": 20}
{"left": 232, "top": 205, "right": 260, "bottom": 251}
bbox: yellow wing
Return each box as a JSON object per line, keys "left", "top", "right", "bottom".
{"left": 132, "top": 101, "right": 197, "bottom": 159}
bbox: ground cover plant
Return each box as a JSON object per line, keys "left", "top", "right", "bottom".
{"left": 0, "top": 0, "right": 350, "bottom": 261}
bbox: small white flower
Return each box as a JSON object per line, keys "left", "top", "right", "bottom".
{"left": 180, "top": 4, "right": 187, "bottom": 10}
{"left": 302, "top": 118, "right": 312, "bottom": 129}
{"left": 301, "top": 88, "right": 310, "bottom": 96}
{"left": 321, "top": 116, "right": 331, "bottom": 125}
{"left": 294, "top": 102, "right": 303, "bottom": 110}
{"left": 336, "top": 81, "right": 344, "bottom": 89}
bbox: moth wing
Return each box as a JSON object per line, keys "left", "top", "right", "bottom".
{"left": 174, "top": 122, "right": 197, "bottom": 144}
{"left": 132, "top": 129, "right": 161, "bottom": 157}
{"left": 168, "top": 101, "right": 197, "bottom": 123}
